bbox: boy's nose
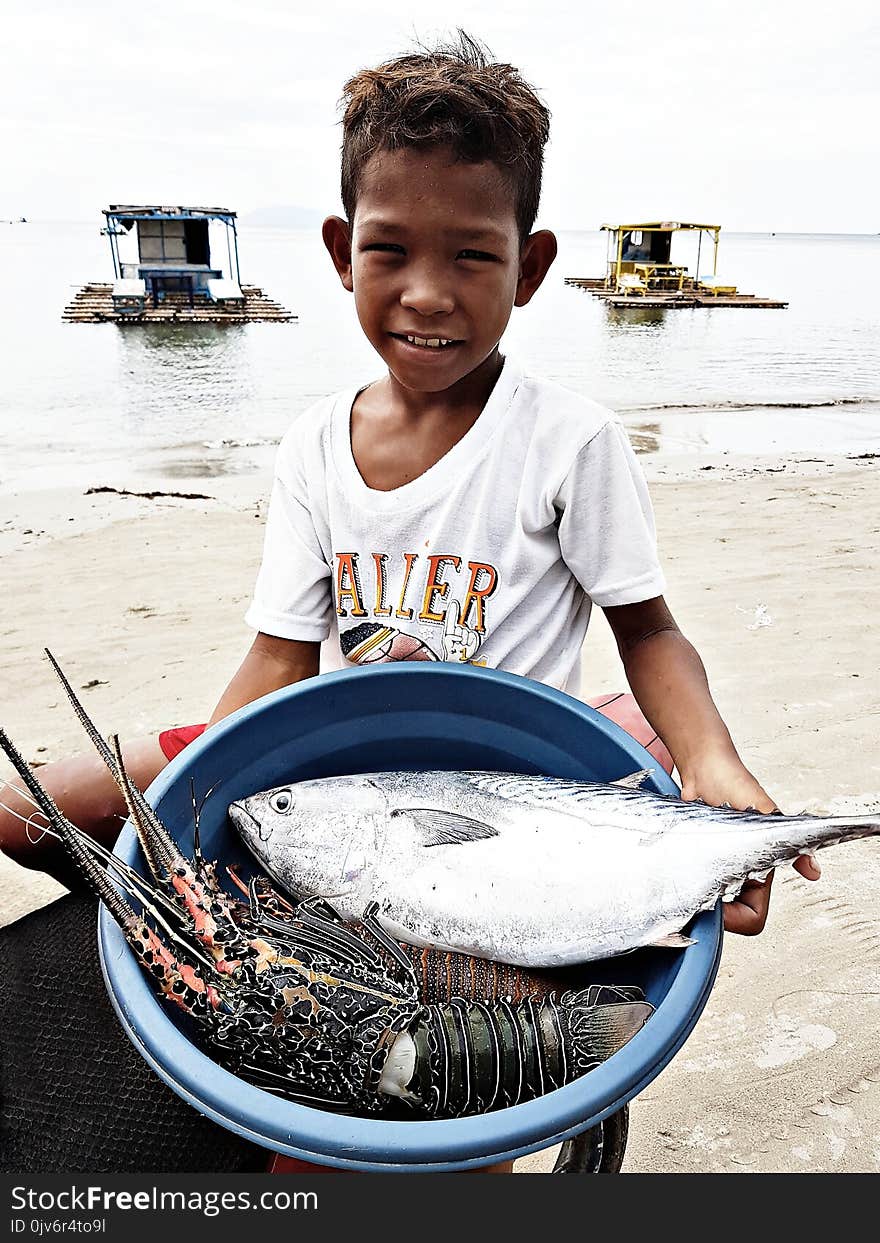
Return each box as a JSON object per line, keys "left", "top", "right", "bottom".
{"left": 399, "top": 268, "right": 455, "bottom": 317}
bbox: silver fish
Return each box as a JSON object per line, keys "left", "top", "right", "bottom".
{"left": 228, "top": 769, "right": 880, "bottom": 967}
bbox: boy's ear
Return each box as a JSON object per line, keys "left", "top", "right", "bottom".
{"left": 322, "top": 216, "right": 354, "bottom": 291}
{"left": 514, "top": 230, "right": 558, "bottom": 307}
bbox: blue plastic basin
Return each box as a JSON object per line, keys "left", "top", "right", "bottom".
{"left": 98, "top": 664, "right": 722, "bottom": 1171}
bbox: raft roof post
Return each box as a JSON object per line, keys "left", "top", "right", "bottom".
{"left": 226, "top": 223, "right": 234, "bottom": 286}
{"left": 232, "top": 217, "right": 242, "bottom": 288}
{"left": 103, "top": 210, "right": 120, "bottom": 280}
{"left": 695, "top": 229, "right": 703, "bottom": 287}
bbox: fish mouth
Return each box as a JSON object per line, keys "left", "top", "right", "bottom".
{"left": 227, "top": 802, "right": 268, "bottom": 844}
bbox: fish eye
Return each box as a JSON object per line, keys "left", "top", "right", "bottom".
{"left": 269, "top": 789, "right": 293, "bottom": 814}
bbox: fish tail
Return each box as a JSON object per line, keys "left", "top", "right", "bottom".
{"left": 792, "top": 813, "right": 880, "bottom": 855}
{"left": 735, "top": 811, "right": 880, "bottom": 878}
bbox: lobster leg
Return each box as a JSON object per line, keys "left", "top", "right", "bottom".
{"left": 357, "top": 901, "right": 419, "bottom": 985}
{"left": 240, "top": 893, "right": 393, "bottom": 975}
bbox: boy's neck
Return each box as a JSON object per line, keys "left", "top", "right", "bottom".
{"left": 381, "top": 347, "right": 504, "bottom": 423}
{"left": 349, "top": 347, "right": 506, "bottom": 493}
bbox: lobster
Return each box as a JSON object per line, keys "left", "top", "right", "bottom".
{"left": 0, "top": 652, "right": 653, "bottom": 1120}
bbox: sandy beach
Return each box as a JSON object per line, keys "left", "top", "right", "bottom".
{"left": 2, "top": 451, "right": 879, "bottom": 1172}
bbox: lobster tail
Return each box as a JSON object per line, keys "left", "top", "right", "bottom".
{"left": 554, "top": 987, "right": 654, "bottom": 1078}
{"left": 400, "top": 987, "right": 654, "bottom": 1118}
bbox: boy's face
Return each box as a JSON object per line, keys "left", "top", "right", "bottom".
{"left": 323, "top": 146, "right": 555, "bottom": 394}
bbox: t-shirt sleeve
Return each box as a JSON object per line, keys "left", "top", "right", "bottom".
{"left": 555, "top": 419, "right": 666, "bottom": 607}
{"left": 244, "top": 440, "right": 334, "bottom": 642}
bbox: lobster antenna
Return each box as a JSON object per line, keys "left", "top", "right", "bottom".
{"left": 247, "top": 875, "right": 262, "bottom": 921}
{"left": 191, "top": 778, "right": 222, "bottom": 871}
{"left": 110, "top": 732, "right": 170, "bottom": 881}
{"left": 190, "top": 778, "right": 202, "bottom": 866}
{"left": 0, "top": 780, "right": 188, "bottom": 933}
{"left": 43, "top": 648, "right": 179, "bottom": 875}
{"left": 0, "top": 777, "right": 54, "bottom": 845}
{"left": 0, "top": 781, "right": 185, "bottom": 933}
{"left": 0, "top": 731, "right": 217, "bottom": 984}
{"left": 0, "top": 726, "right": 135, "bottom": 928}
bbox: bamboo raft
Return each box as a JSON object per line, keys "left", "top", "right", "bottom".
{"left": 564, "top": 277, "right": 788, "bottom": 310}
{"left": 63, "top": 283, "right": 295, "bottom": 324}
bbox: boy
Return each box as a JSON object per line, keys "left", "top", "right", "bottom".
{"left": 0, "top": 33, "right": 817, "bottom": 1169}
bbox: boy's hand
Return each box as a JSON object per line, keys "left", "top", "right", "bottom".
{"left": 602, "top": 596, "right": 821, "bottom": 937}
{"left": 680, "top": 754, "right": 821, "bottom": 936}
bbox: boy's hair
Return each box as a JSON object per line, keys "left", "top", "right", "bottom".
{"left": 340, "top": 31, "right": 550, "bottom": 240}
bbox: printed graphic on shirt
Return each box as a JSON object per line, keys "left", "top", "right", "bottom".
{"left": 334, "top": 551, "right": 496, "bottom": 666}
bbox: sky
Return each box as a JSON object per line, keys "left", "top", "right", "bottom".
{"left": 2, "top": 0, "right": 878, "bottom": 232}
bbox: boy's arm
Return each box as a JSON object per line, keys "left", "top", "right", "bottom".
{"left": 207, "top": 633, "right": 320, "bottom": 725}
{"left": 602, "top": 596, "right": 820, "bottom": 935}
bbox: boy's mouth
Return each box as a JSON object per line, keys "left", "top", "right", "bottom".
{"left": 389, "top": 332, "right": 462, "bottom": 351}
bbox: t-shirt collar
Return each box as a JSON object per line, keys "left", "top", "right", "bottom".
{"left": 331, "top": 353, "right": 524, "bottom": 513}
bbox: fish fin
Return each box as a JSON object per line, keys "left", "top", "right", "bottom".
{"left": 721, "top": 866, "right": 775, "bottom": 901}
{"left": 612, "top": 768, "right": 655, "bottom": 789}
{"left": 463, "top": 772, "right": 666, "bottom": 830}
{"left": 392, "top": 807, "right": 499, "bottom": 847}
{"left": 649, "top": 933, "right": 698, "bottom": 949}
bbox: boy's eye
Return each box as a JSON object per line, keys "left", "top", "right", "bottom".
{"left": 362, "top": 243, "right": 405, "bottom": 254}
{"left": 457, "top": 249, "right": 500, "bottom": 262}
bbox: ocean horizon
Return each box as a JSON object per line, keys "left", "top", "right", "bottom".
{"left": 2, "top": 222, "right": 879, "bottom": 493}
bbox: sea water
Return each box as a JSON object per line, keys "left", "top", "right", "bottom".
{"left": 1, "top": 221, "right": 878, "bottom": 492}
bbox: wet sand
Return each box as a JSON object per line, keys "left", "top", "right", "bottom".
{"left": 2, "top": 452, "right": 879, "bottom": 1171}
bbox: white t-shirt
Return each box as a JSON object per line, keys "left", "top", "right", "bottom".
{"left": 245, "top": 356, "right": 665, "bottom": 696}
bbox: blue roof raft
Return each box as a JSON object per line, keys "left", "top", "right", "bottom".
{"left": 63, "top": 204, "right": 295, "bottom": 324}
